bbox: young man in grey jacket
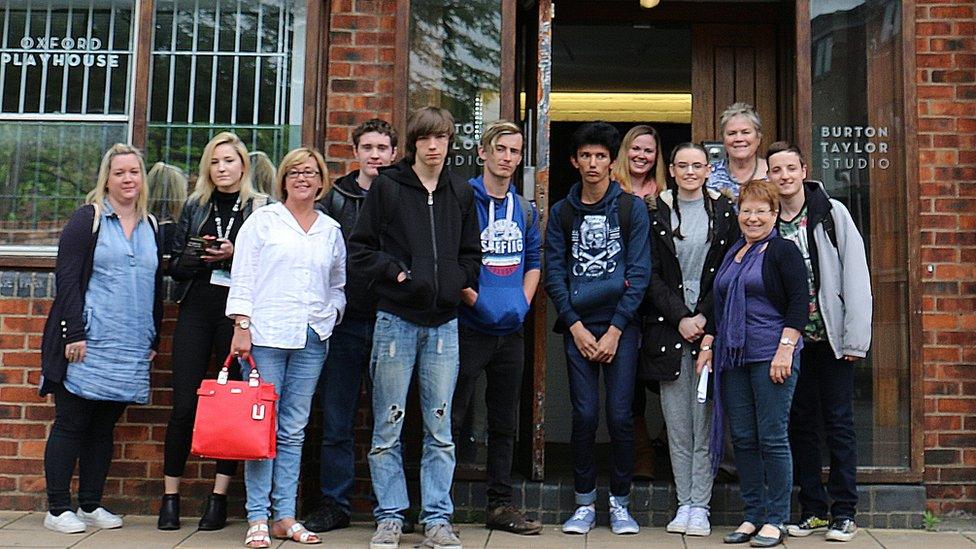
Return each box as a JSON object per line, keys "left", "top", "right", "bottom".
{"left": 766, "top": 141, "right": 872, "bottom": 543}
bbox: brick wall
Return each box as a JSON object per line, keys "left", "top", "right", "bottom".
{"left": 323, "top": 0, "right": 397, "bottom": 178}
{"left": 915, "top": 1, "right": 976, "bottom": 515}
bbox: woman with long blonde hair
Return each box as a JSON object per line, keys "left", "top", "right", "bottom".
{"left": 158, "top": 132, "right": 269, "bottom": 532}
{"left": 40, "top": 144, "right": 163, "bottom": 534}
{"left": 612, "top": 125, "right": 665, "bottom": 199}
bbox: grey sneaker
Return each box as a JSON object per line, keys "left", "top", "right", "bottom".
{"left": 43, "top": 511, "right": 86, "bottom": 534}
{"left": 422, "top": 522, "right": 461, "bottom": 549}
{"left": 76, "top": 507, "right": 123, "bottom": 529}
{"left": 825, "top": 518, "right": 857, "bottom": 542}
{"left": 370, "top": 520, "right": 402, "bottom": 549}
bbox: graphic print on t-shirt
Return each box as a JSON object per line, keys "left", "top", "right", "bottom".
{"left": 481, "top": 215, "right": 524, "bottom": 277}
{"left": 572, "top": 214, "right": 622, "bottom": 278}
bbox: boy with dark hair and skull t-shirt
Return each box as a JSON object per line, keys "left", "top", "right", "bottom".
{"left": 544, "top": 121, "right": 652, "bottom": 536}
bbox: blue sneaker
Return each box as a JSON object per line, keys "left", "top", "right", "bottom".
{"left": 609, "top": 497, "right": 639, "bottom": 535}
{"left": 562, "top": 505, "right": 596, "bottom": 534}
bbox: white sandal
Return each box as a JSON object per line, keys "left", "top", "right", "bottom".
{"left": 273, "top": 521, "right": 321, "bottom": 544}
{"left": 244, "top": 522, "right": 270, "bottom": 548}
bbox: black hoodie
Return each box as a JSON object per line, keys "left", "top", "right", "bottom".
{"left": 317, "top": 170, "right": 374, "bottom": 319}
{"left": 348, "top": 159, "right": 482, "bottom": 327}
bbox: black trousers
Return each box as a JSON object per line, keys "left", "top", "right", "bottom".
{"left": 788, "top": 341, "right": 859, "bottom": 520}
{"left": 451, "top": 326, "right": 524, "bottom": 508}
{"left": 44, "top": 383, "right": 127, "bottom": 513}
{"left": 163, "top": 282, "right": 239, "bottom": 478}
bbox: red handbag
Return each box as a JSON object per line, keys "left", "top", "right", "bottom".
{"left": 191, "top": 354, "right": 278, "bottom": 460}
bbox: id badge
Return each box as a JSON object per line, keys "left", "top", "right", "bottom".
{"left": 210, "top": 269, "right": 232, "bottom": 287}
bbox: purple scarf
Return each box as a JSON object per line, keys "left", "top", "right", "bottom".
{"left": 708, "top": 229, "right": 777, "bottom": 475}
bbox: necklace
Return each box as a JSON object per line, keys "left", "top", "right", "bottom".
{"left": 733, "top": 157, "right": 759, "bottom": 184}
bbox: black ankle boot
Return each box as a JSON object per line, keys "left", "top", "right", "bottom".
{"left": 198, "top": 493, "right": 228, "bottom": 531}
{"left": 157, "top": 494, "right": 180, "bottom": 530}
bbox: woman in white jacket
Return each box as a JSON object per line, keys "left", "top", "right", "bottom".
{"left": 227, "top": 147, "right": 346, "bottom": 548}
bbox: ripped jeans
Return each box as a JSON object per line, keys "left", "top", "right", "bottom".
{"left": 368, "top": 311, "right": 459, "bottom": 526}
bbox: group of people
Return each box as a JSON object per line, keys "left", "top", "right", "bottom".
{"left": 38, "top": 101, "right": 872, "bottom": 549}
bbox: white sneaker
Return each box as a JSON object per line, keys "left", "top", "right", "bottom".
{"left": 666, "top": 504, "right": 691, "bottom": 534}
{"left": 43, "top": 511, "right": 86, "bottom": 534}
{"left": 76, "top": 507, "right": 123, "bottom": 529}
{"left": 685, "top": 507, "right": 711, "bottom": 536}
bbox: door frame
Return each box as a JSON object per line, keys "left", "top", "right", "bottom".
{"left": 517, "top": 0, "right": 922, "bottom": 484}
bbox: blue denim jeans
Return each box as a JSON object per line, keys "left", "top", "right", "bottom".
{"left": 723, "top": 359, "right": 800, "bottom": 526}
{"left": 317, "top": 317, "right": 373, "bottom": 514}
{"left": 244, "top": 326, "right": 329, "bottom": 522}
{"left": 368, "top": 311, "right": 459, "bottom": 526}
{"left": 564, "top": 322, "right": 639, "bottom": 504}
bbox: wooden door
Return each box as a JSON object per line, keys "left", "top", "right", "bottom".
{"left": 691, "top": 23, "right": 778, "bottom": 145}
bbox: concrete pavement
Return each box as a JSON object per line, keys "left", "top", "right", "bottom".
{"left": 1, "top": 512, "right": 974, "bottom": 548}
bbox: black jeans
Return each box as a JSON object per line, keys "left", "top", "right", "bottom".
{"left": 451, "top": 325, "right": 524, "bottom": 508}
{"left": 788, "top": 341, "right": 858, "bottom": 520}
{"left": 44, "top": 383, "right": 127, "bottom": 513}
{"left": 163, "top": 281, "right": 239, "bottom": 478}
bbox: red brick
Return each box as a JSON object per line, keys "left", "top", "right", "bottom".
{"left": 0, "top": 387, "right": 45, "bottom": 403}
{"left": 931, "top": 6, "right": 974, "bottom": 18}
{"left": 0, "top": 300, "right": 30, "bottom": 314}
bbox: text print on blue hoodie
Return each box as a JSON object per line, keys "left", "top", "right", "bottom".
{"left": 459, "top": 175, "right": 542, "bottom": 336}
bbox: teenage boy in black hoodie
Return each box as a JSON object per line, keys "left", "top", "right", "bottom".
{"left": 349, "top": 106, "right": 481, "bottom": 549}
{"left": 545, "top": 122, "right": 651, "bottom": 536}
{"left": 304, "top": 119, "right": 397, "bottom": 533}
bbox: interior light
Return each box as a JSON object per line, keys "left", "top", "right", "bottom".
{"left": 640, "top": 0, "right": 660, "bottom": 8}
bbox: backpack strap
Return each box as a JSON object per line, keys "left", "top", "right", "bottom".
{"left": 515, "top": 193, "right": 535, "bottom": 225}
{"left": 617, "top": 192, "right": 634, "bottom": 240}
{"left": 822, "top": 203, "right": 839, "bottom": 249}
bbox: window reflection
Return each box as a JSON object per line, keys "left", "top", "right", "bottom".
{"left": 809, "top": 0, "right": 910, "bottom": 467}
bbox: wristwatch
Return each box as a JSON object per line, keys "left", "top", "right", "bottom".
{"left": 779, "top": 336, "right": 796, "bottom": 347}
{"left": 235, "top": 318, "right": 251, "bottom": 330}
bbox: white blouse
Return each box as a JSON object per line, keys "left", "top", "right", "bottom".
{"left": 226, "top": 202, "right": 346, "bottom": 349}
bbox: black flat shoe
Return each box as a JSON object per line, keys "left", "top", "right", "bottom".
{"left": 750, "top": 525, "right": 787, "bottom": 547}
{"left": 724, "top": 528, "right": 757, "bottom": 544}
{"left": 198, "top": 493, "right": 228, "bottom": 531}
{"left": 157, "top": 494, "right": 180, "bottom": 530}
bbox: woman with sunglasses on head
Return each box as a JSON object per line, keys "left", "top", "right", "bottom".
{"left": 158, "top": 132, "right": 269, "bottom": 531}
{"left": 640, "top": 143, "right": 738, "bottom": 537}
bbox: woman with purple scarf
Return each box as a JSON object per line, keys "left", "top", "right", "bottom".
{"left": 695, "top": 179, "right": 807, "bottom": 548}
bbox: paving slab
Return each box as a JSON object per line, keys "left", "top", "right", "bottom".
{"left": 0, "top": 528, "right": 92, "bottom": 547}
{"left": 176, "top": 520, "right": 284, "bottom": 548}
{"left": 868, "top": 529, "right": 976, "bottom": 548}
{"left": 75, "top": 515, "right": 192, "bottom": 549}
{"left": 486, "top": 526, "right": 585, "bottom": 549}
{"left": 784, "top": 530, "right": 883, "bottom": 547}
{"left": 0, "top": 513, "right": 27, "bottom": 529}
{"left": 584, "top": 526, "right": 683, "bottom": 548}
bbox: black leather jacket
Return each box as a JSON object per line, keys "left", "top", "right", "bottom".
{"left": 169, "top": 193, "right": 269, "bottom": 303}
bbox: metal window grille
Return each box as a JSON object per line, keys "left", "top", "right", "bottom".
{"left": 0, "top": 0, "right": 134, "bottom": 118}
{"left": 147, "top": 0, "right": 304, "bottom": 171}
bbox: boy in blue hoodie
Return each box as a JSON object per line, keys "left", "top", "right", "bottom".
{"left": 452, "top": 120, "right": 542, "bottom": 535}
{"left": 545, "top": 122, "right": 651, "bottom": 535}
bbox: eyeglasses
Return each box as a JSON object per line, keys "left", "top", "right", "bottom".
{"left": 286, "top": 170, "right": 320, "bottom": 180}
{"left": 739, "top": 209, "right": 774, "bottom": 218}
{"left": 673, "top": 162, "right": 706, "bottom": 171}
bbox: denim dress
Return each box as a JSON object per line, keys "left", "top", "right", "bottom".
{"left": 64, "top": 201, "right": 158, "bottom": 404}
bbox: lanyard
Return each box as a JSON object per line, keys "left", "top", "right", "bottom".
{"left": 213, "top": 197, "right": 241, "bottom": 239}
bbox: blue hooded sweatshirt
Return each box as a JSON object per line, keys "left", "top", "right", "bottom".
{"left": 544, "top": 181, "right": 651, "bottom": 331}
{"left": 458, "top": 175, "right": 542, "bottom": 336}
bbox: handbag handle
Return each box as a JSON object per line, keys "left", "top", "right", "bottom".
{"left": 218, "top": 353, "right": 261, "bottom": 386}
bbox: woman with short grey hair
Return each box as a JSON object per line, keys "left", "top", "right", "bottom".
{"left": 707, "top": 102, "right": 766, "bottom": 198}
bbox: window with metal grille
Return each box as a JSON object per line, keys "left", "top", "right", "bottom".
{"left": 145, "top": 0, "right": 305, "bottom": 173}
{"left": 0, "top": 0, "right": 134, "bottom": 248}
